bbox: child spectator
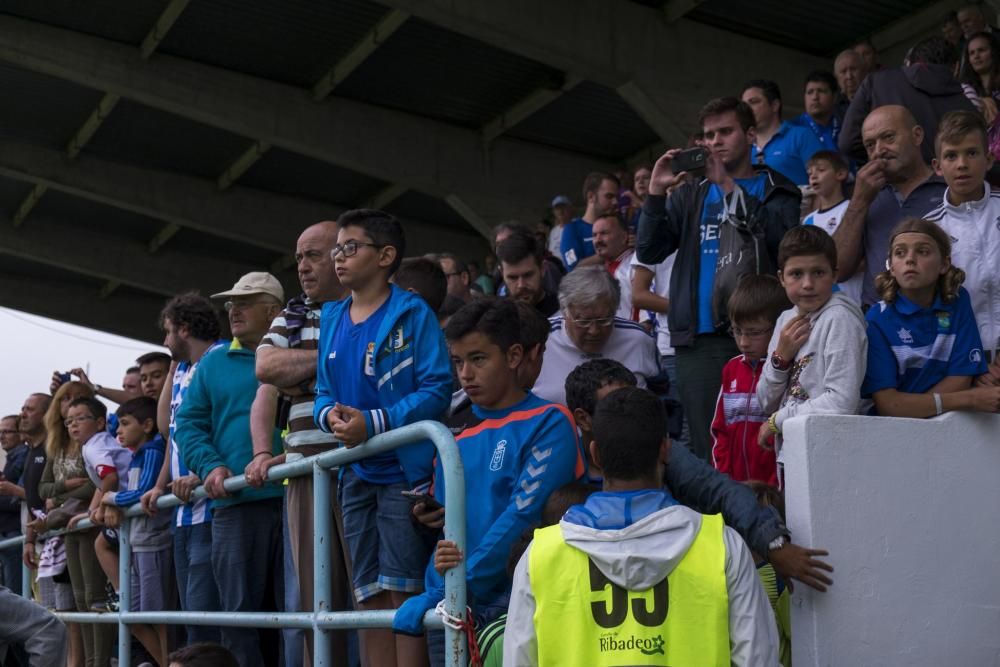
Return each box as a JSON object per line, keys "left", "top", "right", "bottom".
{"left": 313, "top": 209, "right": 452, "bottom": 666}
{"left": 745, "top": 481, "right": 792, "bottom": 667}
{"left": 862, "top": 218, "right": 1000, "bottom": 415}
{"left": 100, "top": 396, "right": 173, "bottom": 667}
{"left": 803, "top": 150, "right": 864, "bottom": 304}
{"left": 756, "top": 226, "right": 867, "bottom": 480}
{"left": 711, "top": 275, "right": 789, "bottom": 485}
{"left": 392, "top": 298, "right": 582, "bottom": 652}
{"left": 504, "top": 387, "right": 779, "bottom": 666}
{"left": 394, "top": 257, "right": 448, "bottom": 315}
{"left": 926, "top": 110, "right": 1000, "bottom": 364}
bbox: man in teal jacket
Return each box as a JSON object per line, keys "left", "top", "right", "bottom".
{"left": 177, "top": 272, "right": 285, "bottom": 667}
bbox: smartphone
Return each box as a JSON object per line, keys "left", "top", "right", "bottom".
{"left": 672, "top": 147, "right": 709, "bottom": 174}
{"left": 58, "top": 372, "right": 72, "bottom": 385}
{"left": 401, "top": 490, "right": 442, "bottom": 511}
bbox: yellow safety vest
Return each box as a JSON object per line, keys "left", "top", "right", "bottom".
{"left": 529, "top": 513, "right": 730, "bottom": 666}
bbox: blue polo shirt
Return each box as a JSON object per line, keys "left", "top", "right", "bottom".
{"left": 791, "top": 112, "right": 841, "bottom": 152}
{"left": 861, "top": 176, "right": 946, "bottom": 305}
{"left": 559, "top": 217, "right": 594, "bottom": 270}
{"left": 862, "top": 287, "right": 987, "bottom": 401}
{"left": 750, "top": 121, "right": 825, "bottom": 186}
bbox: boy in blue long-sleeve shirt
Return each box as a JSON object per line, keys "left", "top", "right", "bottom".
{"left": 313, "top": 209, "right": 452, "bottom": 666}
{"left": 393, "top": 298, "right": 583, "bottom": 641}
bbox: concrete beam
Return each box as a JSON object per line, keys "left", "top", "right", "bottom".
{"left": 0, "top": 15, "right": 601, "bottom": 226}
{"left": 216, "top": 140, "right": 272, "bottom": 191}
{"left": 311, "top": 9, "right": 410, "bottom": 102}
{"left": 0, "top": 212, "right": 259, "bottom": 297}
{"left": 481, "top": 74, "right": 582, "bottom": 143}
{"left": 663, "top": 0, "right": 706, "bottom": 23}
{"left": 365, "top": 183, "right": 408, "bottom": 210}
{"left": 615, "top": 79, "right": 689, "bottom": 147}
{"left": 0, "top": 275, "right": 167, "bottom": 343}
{"left": 869, "top": 0, "right": 965, "bottom": 52}
{"left": 140, "top": 0, "right": 191, "bottom": 60}
{"left": 443, "top": 194, "right": 494, "bottom": 239}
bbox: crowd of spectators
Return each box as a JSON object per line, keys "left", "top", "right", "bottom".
{"left": 1, "top": 8, "right": 1000, "bottom": 667}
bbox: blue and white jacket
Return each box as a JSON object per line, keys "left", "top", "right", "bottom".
{"left": 314, "top": 285, "right": 452, "bottom": 488}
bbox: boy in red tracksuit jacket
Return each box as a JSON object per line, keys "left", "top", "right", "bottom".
{"left": 711, "top": 275, "right": 788, "bottom": 486}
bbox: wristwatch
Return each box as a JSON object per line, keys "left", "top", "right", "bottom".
{"left": 770, "top": 351, "right": 791, "bottom": 371}
{"left": 768, "top": 535, "right": 789, "bottom": 552}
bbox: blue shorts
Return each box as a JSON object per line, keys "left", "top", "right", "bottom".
{"left": 339, "top": 466, "right": 434, "bottom": 603}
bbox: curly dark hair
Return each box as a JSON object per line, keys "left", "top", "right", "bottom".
{"left": 159, "top": 292, "right": 222, "bottom": 342}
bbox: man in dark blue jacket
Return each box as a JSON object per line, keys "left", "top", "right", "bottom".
{"left": 637, "top": 96, "right": 800, "bottom": 462}
{"left": 0, "top": 414, "right": 28, "bottom": 595}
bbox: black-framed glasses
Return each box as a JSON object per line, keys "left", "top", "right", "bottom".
{"left": 728, "top": 326, "right": 773, "bottom": 340}
{"left": 330, "top": 240, "right": 383, "bottom": 259}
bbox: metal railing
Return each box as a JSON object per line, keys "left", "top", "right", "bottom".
{"left": 0, "top": 420, "right": 467, "bottom": 667}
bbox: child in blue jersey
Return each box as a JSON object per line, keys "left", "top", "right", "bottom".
{"left": 99, "top": 397, "right": 173, "bottom": 667}
{"left": 862, "top": 218, "right": 1000, "bottom": 416}
{"left": 392, "top": 298, "right": 582, "bottom": 641}
{"left": 313, "top": 209, "right": 452, "bottom": 667}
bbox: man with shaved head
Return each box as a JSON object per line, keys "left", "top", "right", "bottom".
{"left": 832, "top": 105, "right": 945, "bottom": 305}
{"left": 839, "top": 36, "right": 974, "bottom": 164}
{"left": 245, "top": 220, "right": 350, "bottom": 667}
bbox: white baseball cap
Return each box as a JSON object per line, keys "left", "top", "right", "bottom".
{"left": 210, "top": 272, "right": 285, "bottom": 303}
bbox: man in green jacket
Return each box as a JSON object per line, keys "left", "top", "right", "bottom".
{"left": 177, "top": 272, "right": 285, "bottom": 667}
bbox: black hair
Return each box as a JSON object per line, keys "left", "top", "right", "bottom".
{"left": 436, "top": 252, "right": 468, "bottom": 275}
{"left": 909, "top": 35, "right": 958, "bottom": 66}
{"left": 741, "top": 79, "right": 783, "bottom": 117}
{"left": 116, "top": 396, "right": 159, "bottom": 433}
{"left": 592, "top": 387, "right": 666, "bottom": 481}
{"left": 804, "top": 70, "right": 839, "bottom": 94}
{"left": 167, "top": 642, "right": 239, "bottom": 667}
{"left": 512, "top": 300, "right": 549, "bottom": 349}
{"left": 806, "top": 149, "right": 849, "bottom": 173}
{"left": 960, "top": 31, "right": 1000, "bottom": 95}
{"left": 564, "top": 358, "right": 637, "bottom": 415}
{"left": 728, "top": 274, "right": 791, "bottom": 326}
{"left": 68, "top": 396, "right": 107, "bottom": 421}
{"left": 125, "top": 366, "right": 140, "bottom": 375}
{"left": 159, "top": 292, "right": 222, "bottom": 342}
{"left": 443, "top": 298, "right": 521, "bottom": 353}
{"left": 438, "top": 294, "right": 467, "bottom": 320}
{"left": 136, "top": 352, "right": 171, "bottom": 369}
{"left": 495, "top": 230, "right": 544, "bottom": 267}
{"left": 777, "top": 224, "right": 838, "bottom": 271}
{"left": 698, "top": 96, "right": 757, "bottom": 133}
{"left": 336, "top": 208, "right": 406, "bottom": 275}
{"left": 395, "top": 257, "right": 447, "bottom": 314}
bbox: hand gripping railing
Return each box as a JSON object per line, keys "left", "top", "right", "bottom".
{"left": 0, "top": 420, "right": 467, "bottom": 667}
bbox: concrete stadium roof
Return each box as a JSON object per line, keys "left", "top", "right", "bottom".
{"left": 0, "top": 0, "right": 955, "bottom": 341}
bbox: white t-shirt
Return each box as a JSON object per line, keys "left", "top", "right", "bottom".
{"left": 803, "top": 199, "right": 863, "bottom": 305}
{"left": 611, "top": 249, "right": 636, "bottom": 322}
{"left": 532, "top": 316, "right": 660, "bottom": 405}
{"left": 82, "top": 431, "right": 132, "bottom": 488}
{"left": 548, "top": 225, "right": 564, "bottom": 259}
{"left": 630, "top": 251, "right": 676, "bottom": 356}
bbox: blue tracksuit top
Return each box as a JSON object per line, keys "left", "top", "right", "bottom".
{"left": 314, "top": 285, "right": 452, "bottom": 489}
{"left": 393, "top": 392, "right": 583, "bottom": 634}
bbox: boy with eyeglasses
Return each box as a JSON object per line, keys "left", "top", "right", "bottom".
{"left": 314, "top": 209, "right": 452, "bottom": 667}
{"left": 710, "top": 276, "right": 790, "bottom": 485}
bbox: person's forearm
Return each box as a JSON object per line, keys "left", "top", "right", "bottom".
{"left": 256, "top": 347, "right": 317, "bottom": 388}
{"left": 95, "top": 386, "right": 130, "bottom": 405}
{"left": 250, "top": 384, "right": 280, "bottom": 456}
{"left": 832, "top": 200, "right": 868, "bottom": 281}
{"left": 874, "top": 388, "right": 977, "bottom": 418}
{"left": 632, "top": 290, "right": 669, "bottom": 313}
{"left": 153, "top": 440, "right": 172, "bottom": 490}
{"left": 157, "top": 363, "right": 176, "bottom": 437}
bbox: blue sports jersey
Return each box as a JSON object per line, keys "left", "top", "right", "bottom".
{"left": 325, "top": 293, "right": 398, "bottom": 483}
{"left": 697, "top": 176, "right": 767, "bottom": 334}
{"left": 559, "top": 217, "right": 594, "bottom": 270}
{"left": 863, "top": 287, "right": 987, "bottom": 401}
{"left": 750, "top": 121, "right": 825, "bottom": 185}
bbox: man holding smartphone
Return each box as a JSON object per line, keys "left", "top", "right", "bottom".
{"left": 636, "top": 96, "right": 801, "bottom": 462}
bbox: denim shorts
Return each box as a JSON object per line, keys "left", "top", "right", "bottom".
{"left": 339, "top": 467, "right": 434, "bottom": 603}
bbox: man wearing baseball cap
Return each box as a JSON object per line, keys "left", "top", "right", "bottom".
{"left": 174, "top": 271, "right": 287, "bottom": 666}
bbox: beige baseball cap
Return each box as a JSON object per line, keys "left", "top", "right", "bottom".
{"left": 210, "top": 271, "right": 285, "bottom": 303}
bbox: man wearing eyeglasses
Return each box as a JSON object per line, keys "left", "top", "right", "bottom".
{"left": 0, "top": 414, "right": 28, "bottom": 595}
{"left": 175, "top": 271, "right": 287, "bottom": 667}
{"left": 531, "top": 266, "right": 659, "bottom": 405}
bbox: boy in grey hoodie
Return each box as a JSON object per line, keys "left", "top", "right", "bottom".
{"left": 504, "top": 387, "right": 778, "bottom": 667}
{"left": 756, "top": 226, "right": 867, "bottom": 474}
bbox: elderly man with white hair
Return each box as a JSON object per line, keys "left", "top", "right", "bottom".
{"left": 531, "top": 266, "right": 659, "bottom": 405}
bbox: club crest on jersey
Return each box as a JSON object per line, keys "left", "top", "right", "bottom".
{"left": 391, "top": 326, "right": 405, "bottom": 350}
{"left": 364, "top": 342, "right": 376, "bottom": 376}
{"left": 897, "top": 327, "right": 913, "bottom": 344}
{"left": 490, "top": 439, "right": 507, "bottom": 472}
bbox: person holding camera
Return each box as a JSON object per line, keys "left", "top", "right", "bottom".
{"left": 635, "top": 96, "right": 801, "bottom": 463}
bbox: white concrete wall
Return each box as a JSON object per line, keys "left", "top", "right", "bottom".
{"left": 783, "top": 412, "right": 1000, "bottom": 667}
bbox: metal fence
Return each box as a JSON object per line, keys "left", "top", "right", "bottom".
{"left": 0, "top": 420, "right": 468, "bottom": 667}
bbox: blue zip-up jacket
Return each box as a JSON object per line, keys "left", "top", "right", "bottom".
{"left": 314, "top": 285, "right": 452, "bottom": 489}
{"left": 178, "top": 340, "right": 284, "bottom": 507}
{"left": 104, "top": 434, "right": 166, "bottom": 508}
{"left": 393, "top": 393, "right": 583, "bottom": 635}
